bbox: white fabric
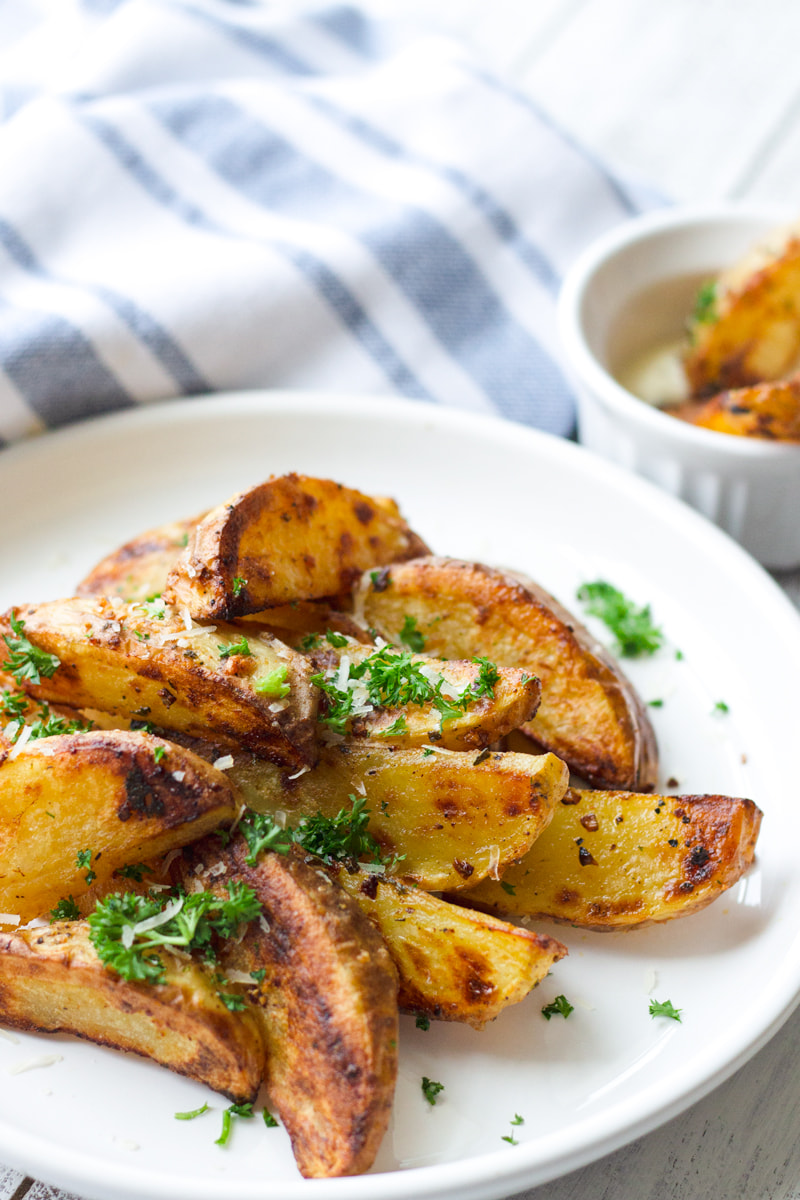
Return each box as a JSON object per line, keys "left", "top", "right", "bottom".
{"left": 0, "top": 0, "right": 659, "bottom": 446}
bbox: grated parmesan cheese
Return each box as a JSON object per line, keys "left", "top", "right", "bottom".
{"left": 213, "top": 755, "right": 234, "bottom": 771}
{"left": 487, "top": 844, "right": 501, "bottom": 880}
{"left": 8, "top": 1054, "right": 63, "bottom": 1074}
{"left": 172, "top": 770, "right": 186, "bottom": 783}
{"left": 0, "top": 913, "right": 20, "bottom": 926}
{"left": 8, "top": 725, "right": 33, "bottom": 759}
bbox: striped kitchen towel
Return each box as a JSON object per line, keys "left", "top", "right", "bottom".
{"left": 0, "top": 0, "right": 657, "bottom": 448}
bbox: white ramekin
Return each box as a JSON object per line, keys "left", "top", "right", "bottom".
{"left": 557, "top": 205, "right": 800, "bottom": 569}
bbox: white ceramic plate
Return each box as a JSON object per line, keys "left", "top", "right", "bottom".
{"left": 1, "top": 392, "right": 799, "bottom": 1200}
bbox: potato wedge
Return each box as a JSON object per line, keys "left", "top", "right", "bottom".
{"left": 163, "top": 474, "right": 429, "bottom": 619}
{"left": 77, "top": 517, "right": 200, "bottom": 602}
{"left": 0, "top": 920, "right": 263, "bottom": 1102}
{"left": 685, "top": 222, "right": 800, "bottom": 395}
{"left": 0, "top": 598, "right": 317, "bottom": 768}
{"left": 672, "top": 373, "right": 800, "bottom": 442}
{"left": 0, "top": 729, "right": 238, "bottom": 924}
{"left": 309, "top": 640, "right": 541, "bottom": 752}
{"left": 460, "top": 787, "right": 762, "bottom": 929}
{"left": 228, "top": 742, "right": 568, "bottom": 892}
{"left": 177, "top": 838, "right": 398, "bottom": 1179}
{"left": 330, "top": 864, "right": 566, "bottom": 1028}
{"left": 354, "top": 558, "right": 657, "bottom": 790}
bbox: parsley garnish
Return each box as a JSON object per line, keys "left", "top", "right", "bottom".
{"left": 576, "top": 581, "right": 663, "bottom": 657}
{"left": 215, "top": 1102, "right": 253, "bottom": 1146}
{"left": 649, "top": 998, "right": 682, "bottom": 1022}
{"left": 254, "top": 665, "right": 290, "bottom": 699}
{"left": 218, "top": 991, "right": 247, "bottom": 1012}
{"left": 300, "top": 633, "right": 320, "bottom": 651}
{"left": 219, "top": 636, "right": 251, "bottom": 659}
{"left": 541, "top": 994, "right": 574, "bottom": 1021}
{"left": 87, "top": 882, "right": 261, "bottom": 985}
{"left": 500, "top": 880, "right": 516, "bottom": 896}
{"left": 502, "top": 1113, "right": 524, "bottom": 1144}
{"left": 76, "top": 849, "right": 96, "bottom": 886}
{"left": 415, "top": 1013, "right": 431, "bottom": 1031}
{"left": 5, "top": 700, "right": 92, "bottom": 743}
{"left": 399, "top": 615, "right": 425, "bottom": 652}
{"left": 470, "top": 656, "right": 499, "bottom": 698}
{"left": 262, "top": 1108, "right": 279, "bottom": 1128}
{"left": 325, "top": 630, "right": 348, "bottom": 648}
{"left": 50, "top": 896, "right": 80, "bottom": 921}
{"left": 175, "top": 1103, "right": 210, "bottom": 1120}
{"left": 153, "top": 745, "right": 166, "bottom": 763}
{"left": 250, "top": 968, "right": 266, "bottom": 983}
{"left": 238, "top": 796, "right": 396, "bottom": 870}
{"left": 138, "top": 596, "right": 166, "bottom": 619}
{"left": 421, "top": 1077, "right": 444, "bottom": 1106}
{"left": 713, "top": 700, "right": 729, "bottom": 714}
{"left": 116, "top": 863, "right": 151, "bottom": 882}
{"left": 381, "top": 715, "right": 408, "bottom": 736}
{"left": 692, "top": 280, "right": 718, "bottom": 326}
{"left": 2, "top": 612, "right": 61, "bottom": 686}
{"left": 232, "top": 576, "right": 247, "bottom": 597}
{"left": 239, "top": 813, "right": 294, "bottom": 865}
{"left": 0, "top": 689, "right": 28, "bottom": 719}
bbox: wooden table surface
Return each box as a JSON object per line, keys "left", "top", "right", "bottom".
{"left": 3, "top": 2, "right": 800, "bottom": 1198}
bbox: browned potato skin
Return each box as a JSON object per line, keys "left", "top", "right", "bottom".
{"left": 0, "top": 598, "right": 317, "bottom": 769}
{"left": 0, "top": 729, "right": 238, "bottom": 923}
{"left": 685, "top": 228, "right": 800, "bottom": 396}
{"left": 176, "top": 838, "right": 398, "bottom": 1180}
{"left": 163, "top": 474, "right": 430, "bottom": 620}
{"left": 330, "top": 864, "right": 567, "bottom": 1028}
{"left": 460, "top": 787, "right": 762, "bottom": 929}
{"left": 671, "top": 373, "right": 800, "bottom": 442}
{"left": 354, "top": 558, "right": 657, "bottom": 790}
{"left": 0, "top": 921, "right": 264, "bottom": 1102}
{"left": 228, "top": 742, "right": 568, "bottom": 892}
{"left": 76, "top": 517, "right": 200, "bottom": 602}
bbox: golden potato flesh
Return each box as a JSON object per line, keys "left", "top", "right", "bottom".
{"left": 331, "top": 864, "right": 566, "bottom": 1028}
{"left": 0, "top": 920, "right": 264, "bottom": 1102}
{"left": 685, "top": 224, "right": 800, "bottom": 395}
{"left": 354, "top": 557, "right": 657, "bottom": 790}
{"left": 229, "top": 742, "right": 568, "bottom": 892}
{"left": 0, "top": 597, "right": 317, "bottom": 769}
{"left": 76, "top": 517, "right": 200, "bottom": 602}
{"left": 672, "top": 373, "right": 800, "bottom": 441}
{"left": 163, "top": 474, "right": 430, "bottom": 620}
{"left": 461, "top": 787, "right": 762, "bottom": 929}
{"left": 0, "top": 729, "right": 238, "bottom": 923}
{"left": 176, "top": 838, "right": 398, "bottom": 1180}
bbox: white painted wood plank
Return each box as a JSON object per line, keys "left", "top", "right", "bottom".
{"left": 508, "top": 0, "right": 800, "bottom": 203}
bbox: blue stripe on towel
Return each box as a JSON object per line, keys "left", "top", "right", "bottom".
{"left": 0, "top": 219, "right": 210, "bottom": 396}
{"left": 78, "top": 109, "right": 432, "bottom": 401}
{"left": 174, "top": 2, "right": 318, "bottom": 75}
{"left": 0, "top": 298, "right": 134, "bottom": 426}
{"left": 150, "top": 94, "right": 574, "bottom": 432}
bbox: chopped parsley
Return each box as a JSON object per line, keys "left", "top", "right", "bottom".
{"left": 87, "top": 882, "right": 261, "bottom": 985}
{"left": 76, "top": 849, "right": 96, "bottom": 886}
{"left": 502, "top": 1115, "right": 524, "bottom": 1145}
{"left": 3, "top": 698, "right": 92, "bottom": 743}
{"left": 250, "top": 968, "right": 266, "bottom": 983}
{"left": 649, "top": 998, "right": 682, "bottom": 1022}
{"left": 50, "top": 895, "right": 81, "bottom": 922}
{"left": 238, "top": 796, "right": 397, "bottom": 871}
{"left": 232, "top": 576, "right": 247, "bottom": 597}
{"left": 138, "top": 596, "right": 166, "bottom": 619}
{"left": 219, "top": 636, "right": 251, "bottom": 659}
{"left": 153, "top": 745, "right": 166, "bottom": 763}
{"left": 576, "top": 581, "right": 663, "bottom": 657}
{"left": 415, "top": 1013, "right": 431, "bottom": 1031}
{"left": 300, "top": 633, "right": 320, "bottom": 651}
{"left": 691, "top": 280, "right": 718, "bottom": 326}
{"left": 470, "top": 656, "right": 499, "bottom": 698}
{"left": 2, "top": 612, "right": 61, "bottom": 686}
{"left": 215, "top": 1102, "right": 254, "bottom": 1146}
{"left": 648, "top": 698, "right": 664, "bottom": 708}
{"left": 262, "top": 1107, "right": 279, "bottom": 1128}
{"left": 325, "top": 630, "right": 349, "bottom": 649}
{"left": 0, "top": 689, "right": 28, "bottom": 719}
{"left": 254, "top": 665, "right": 291, "bottom": 699}
{"left": 541, "top": 994, "right": 574, "bottom": 1021}
{"left": 217, "top": 991, "right": 246, "bottom": 1012}
{"left": 500, "top": 880, "right": 516, "bottom": 896}
{"left": 713, "top": 700, "right": 729, "bottom": 715}
{"left": 381, "top": 715, "right": 408, "bottom": 736}
{"left": 399, "top": 615, "right": 425, "bottom": 652}
{"left": 421, "top": 1077, "right": 444, "bottom": 1106}
{"left": 175, "top": 1103, "right": 210, "bottom": 1120}
{"left": 116, "top": 863, "right": 151, "bottom": 882}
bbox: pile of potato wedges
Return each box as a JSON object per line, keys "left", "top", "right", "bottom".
{"left": 671, "top": 220, "right": 800, "bottom": 439}
{"left": 0, "top": 473, "right": 762, "bottom": 1178}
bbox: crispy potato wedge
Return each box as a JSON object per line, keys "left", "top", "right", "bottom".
{"left": 177, "top": 838, "right": 398, "bottom": 1179}
{"left": 163, "top": 474, "right": 430, "bottom": 620}
{"left": 228, "top": 742, "right": 568, "bottom": 892}
{"left": 672, "top": 373, "right": 800, "bottom": 441}
{"left": 309, "top": 641, "right": 541, "bottom": 751}
{"left": 330, "top": 864, "right": 566, "bottom": 1028}
{"left": 0, "top": 920, "right": 264, "bottom": 1102}
{"left": 685, "top": 223, "right": 800, "bottom": 395}
{"left": 77, "top": 517, "right": 200, "bottom": 602}
{"left": 354, "top": 558, "right": 657, "bottom": 790}
{"left": 0, "top": 598, "right": 317, "bottom": 768}
{"left": 0, "top": 729, "right": 238, "bottom": 924}
{"left": 460, "top": 787, "right": 762, "bottom": 929}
